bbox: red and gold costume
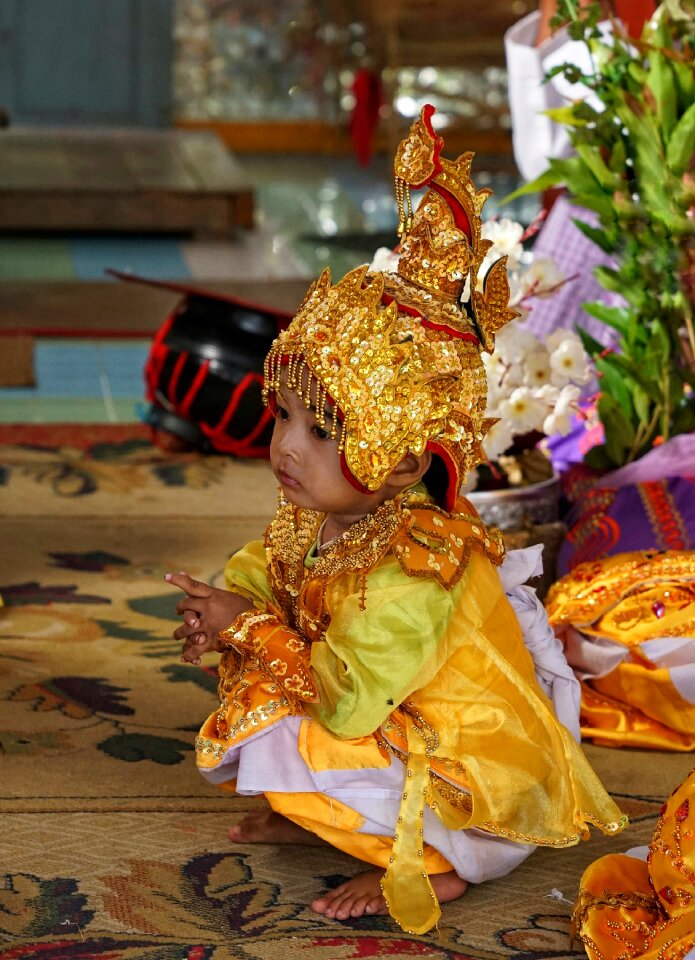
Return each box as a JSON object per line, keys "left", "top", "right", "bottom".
{"left": 197, "top": 489, "right": 625, "bottom": 934}
{"left": 194, "top": 107, "right": 625, "bottom": 934}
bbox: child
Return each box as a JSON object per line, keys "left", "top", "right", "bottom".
{"left": 166, "top": 106, "right": 626, "bottom": 935}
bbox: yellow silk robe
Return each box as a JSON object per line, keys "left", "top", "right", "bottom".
{"left": 196, "top": 487, "right": 625, "bottom": 933}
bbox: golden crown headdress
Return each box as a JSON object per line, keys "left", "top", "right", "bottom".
{"left": 263, "top": 105, "right": 517, "bottom": 509}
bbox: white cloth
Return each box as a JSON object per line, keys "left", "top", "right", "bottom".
{"left": 504, "top": 11, "right": 612, "bottom": 181}
{"left": 202, "top": 715, "right": 534, "bottom": 883}
{"left": 500, "top": 547, "right": 582, "bottom": 741}
{"left": 563, "top": 629, "right": 695, "bottom": 704}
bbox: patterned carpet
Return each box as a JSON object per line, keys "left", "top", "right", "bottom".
{"left": 2, "top": 426, "right": 692, "bottom": 959}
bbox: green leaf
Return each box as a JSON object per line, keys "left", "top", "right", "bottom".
{"left": 671, "top": 56, "right": 695, "bottom": 113}
{"left": 598, "top": 394, "right": 635, "bottom": 463}
{"left": 610, "top": 137, "right": 627, "bottom": 170}
{"left": 568, "top": 19, "right": 586, "bottom": 41}
{"left": 593, "top": 265, "right": 626, "bottom": 294}
{"left": 583, "top": 303, "right": 634, "bottom": 336}
{"left": 572, "top": 191, "right": 619, "bottom": 220}
{"left": 628, "top": 61, "right": 648, "bottom": 86}
{"left": 575, "top": 142, "right": 618, "bottom": 189}
{"left": 615, "top": 101, "right": 664, "bottom": 166}
{"left": 584, "top": 443, "right": 616, "bottom": 470}
{"left": 672, "top": 394, "right": 695, "bottom": 434}
{"left": 632, "top": 386, "right": 651, "bottom": 423}
{"left": 575, "top": 324, "right": 606, "bottom": 357}
{"left": 647, "top": 53, "right": 679, "bottom": 138}
{"left": 599, "top": 352, "right": 663, "bottom": 402}
{"left": 572, "top": 218, "right": 617, "bottom": 254}
{"left": 595, "top": 356, "right": 634, "bottom": 417}
{"left": 501, "top": 169, "right": 560, "bottom": 202}
{"left": 544, "top": 106, "right": 586, "bottom": 126}
{"left": 666, "top": 101, "right": 695, "bottom": 175}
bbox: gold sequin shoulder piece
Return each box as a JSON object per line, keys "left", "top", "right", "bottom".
{"left": 393, "top": 494, "right": 505, "bottom": 590}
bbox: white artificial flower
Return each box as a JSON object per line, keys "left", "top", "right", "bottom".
{"left": 493, "top": 323, "right": 539, "bottom": 366}
{"left": 523, "top": 349, "right": 552, "bottom": 388}
{"left": 484, "top": 380, "right": 504, "bottom": 417}
{"left": 506, "top": 271, "right": 526, "bottom": 308}
{"left": 482, "top": 419, "right": 515, "bottom": 461}
{"left": 516, "top": 256, "right": 565, "bottom": 299}
{"left": 482, "top": 350, "right": 507, "bottom": 383}
{"left": 543, "top": 384, "right": 581, "bottom": 436}
{"left": 545, "top": 328, "right": 584, "bottom": 353}
{"left": 369, "top": 247, "right": 400, "bottom": 273}
{"left": 500, "top": 386, "right": 547, "bottom": 434}
{"left": 481, "top": 218, "right": 524, "bottom": 270}
{"left": 550, "top": 338, "right": 592, "bottom": 386}
{"left": 536, "top": 383, "right": 560, "bottom": 406}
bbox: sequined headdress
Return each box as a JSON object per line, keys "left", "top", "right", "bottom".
{"left": 263, "top": 105, "right": 517, "bottom": 510}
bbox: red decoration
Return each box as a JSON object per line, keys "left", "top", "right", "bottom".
{"left": 350, "top": 68, "right": 383, "bottom": 167}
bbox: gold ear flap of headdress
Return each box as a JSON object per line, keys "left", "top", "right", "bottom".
{"left": 473, "top": 256, "right": 519, "bottom": 354}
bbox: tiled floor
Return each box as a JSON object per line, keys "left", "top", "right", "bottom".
{"left": 0, "top": 154, "right": 536, "bottom": 424}
{"left": 0, "top": 340, "right": 151, "bottom": 423}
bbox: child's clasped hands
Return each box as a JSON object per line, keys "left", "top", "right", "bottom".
{"left": 165, "top": 571, "right": 253, "bottom": 664}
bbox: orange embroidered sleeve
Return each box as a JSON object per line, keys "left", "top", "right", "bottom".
{"left": 219, "top": 609, "right": 319, "bottom": 705}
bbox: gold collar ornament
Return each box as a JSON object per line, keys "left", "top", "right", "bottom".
{"left": 263, "top": 105, "right": 518, "bottom": 510}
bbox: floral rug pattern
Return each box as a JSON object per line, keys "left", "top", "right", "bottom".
{"left": 2, "top": 425, "right": 693, "bottom": 959}
{"left": 0, "top": 424, "right": 278, "bottom": 518}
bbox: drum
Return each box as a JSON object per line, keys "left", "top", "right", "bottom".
{"left": 111, "top": 271, "right": 292, "bottom": 457}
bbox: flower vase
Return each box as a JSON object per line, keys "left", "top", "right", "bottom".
{"left": 465, "top": 474, "right": 565, "bottom": 600}
{"left": 465, "top": 473, "right": 561, "bottom": 532}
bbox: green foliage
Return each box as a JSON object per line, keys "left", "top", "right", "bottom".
{"left": 527, "top": 1, "right": 695, "bottom": 467}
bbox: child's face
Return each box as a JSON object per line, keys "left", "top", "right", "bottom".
{"left": 269, "top": 370, "right": 394, "bottom": 525}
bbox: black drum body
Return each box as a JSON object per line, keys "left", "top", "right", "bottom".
{"left": 111, "top": 271, "right": 292, "bottom": 457}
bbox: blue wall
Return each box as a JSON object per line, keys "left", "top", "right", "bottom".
{"left": 0, "top": 0, "right": 173, "bottom": 126}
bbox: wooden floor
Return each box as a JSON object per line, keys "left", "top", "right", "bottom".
{"left": 0, "top": 128, "right": 255, "bottom": 239}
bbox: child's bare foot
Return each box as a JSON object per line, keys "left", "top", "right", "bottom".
{"left": 311, "top": 868, "right": 468, "bottom": 921}
{"left": 229, "top": 809, "right": 325, "bottom": 846}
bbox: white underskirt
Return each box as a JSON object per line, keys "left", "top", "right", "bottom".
{"left": 201, "top": 715, "right": 533, "bottom": 884}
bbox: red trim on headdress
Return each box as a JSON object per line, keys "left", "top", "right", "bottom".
{"left": 408, "top": 104, "right": 444, "bottom": 189}
{"left": 340, "top": 452, "right": 373, "bottom": 494}
{"left": 430, "top": 182, "right": 472, "bottom": 243}
{"left": 379, "top": 293, "right": 479, "bottom": 344}
{"left": 421, "top": 318, "right": 479, "bottom": 343}
{"left": 426, "top": 439, "right": 459, "bottom": 512}
{"left": 380, "top": 292, "right": 423, "bottom": 319}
